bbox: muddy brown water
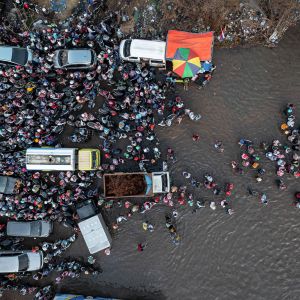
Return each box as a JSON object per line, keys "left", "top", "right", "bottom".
{"left": 4, "top": 25, "right": 300, "bottom": 300}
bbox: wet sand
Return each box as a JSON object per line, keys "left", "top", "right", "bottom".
{"left": 4, "top": 25, "right": 300, "bottom": 300}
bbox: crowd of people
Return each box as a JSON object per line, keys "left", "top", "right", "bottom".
{"left": 0, "top": 1, "right": 299, "bottom": 299}
{"left": 0, "top": 2, "right": 205, "bottom": 299}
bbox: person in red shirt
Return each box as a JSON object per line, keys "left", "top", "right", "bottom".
{"left": 137, "top": 243, "right": 144, "bottom": 252}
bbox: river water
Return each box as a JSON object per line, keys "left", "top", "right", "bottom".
{"left": 6, "top": 25, "right": 300, "bottom": 300}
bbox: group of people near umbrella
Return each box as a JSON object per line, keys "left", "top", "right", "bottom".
{"left": 166, "top": 30, "right": 215, "bottom": 89}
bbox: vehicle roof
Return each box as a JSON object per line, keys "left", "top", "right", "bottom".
{"left": 26, "top": 148, "right": 76, "bottom": 171}
{"left": 0, "top": 47, "right": 13, "bottom": 61}
{"left": 78, "top": 149, "right": 91, "bottom": 170}
{"left": 78, "top": 214, "right": 111, "bottom": 254}
{"left": 27, "top": 251, "right": 43, "bottom": 270}
{"left": 67, "top": 50, "right": 92, "bottom": 65}
{"left": 0, "top": 255, "right": 19, "bottom": 273}
{"left": 7, "top": 221, "right": 30, "bottom": 236}
{"left": 130, "top": 40, "right": 166, "bottom": 61}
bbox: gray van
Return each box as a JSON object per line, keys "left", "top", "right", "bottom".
{"left": 0, "top": 250, "right": 43, "bottom": 273}
{"left": 7, "top": 220, "right": 53, "bottom": 237}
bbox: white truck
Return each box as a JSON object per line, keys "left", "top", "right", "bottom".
{"left": 25, "top": 147, "right": 100, "bottom": 171}
{"left": 76, "top": 200, "right": 112, "bottom": 254}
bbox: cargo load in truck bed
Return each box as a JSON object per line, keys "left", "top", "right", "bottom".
{"left": 104, "top": 173, "right": 151, "bottom": 197}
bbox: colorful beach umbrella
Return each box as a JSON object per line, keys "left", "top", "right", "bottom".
{"left": 172, "top": 48, "right": 201, "bottom": 78}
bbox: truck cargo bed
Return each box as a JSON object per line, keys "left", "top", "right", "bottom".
{"left": 104, "top": 173, "right": 149, "bottom": 197}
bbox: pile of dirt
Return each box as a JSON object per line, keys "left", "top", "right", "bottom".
{"left": 105, "top": 174, "right": 147, "bottom": 197}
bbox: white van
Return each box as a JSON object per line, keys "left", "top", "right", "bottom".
{"left": 119, "top": 39, "right": 166, "bottom": 67}
{"left": 0, "top": 250, "right": 43, "bottom": 273}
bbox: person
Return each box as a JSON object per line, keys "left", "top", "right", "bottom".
{"left": 192, "top": 134, "right": 200, "bottom": 141}
{"left": 87, "top": 256, "right": 95, "bottom": 265}
{"left": 214, "top": 140, "right": 224, "bottom": 152}
{"left": 183, "top": 78, "right": 189, "bottom": 91}
{"left": 260, "top": 193, "right": 268, "bottom": 205}
{"left": 247, "top": 187, "right": 259, "bottom": 196}
{"left": 137, "top": 243, "right": 144, "bottom": 252}
{"left": 239, "top": 139, "right": 253, "bottom": 147}
{"left": 210, "top": 201, "right": 216, "bottom": 210}
{"left": 256, "top": 175, "right": 263, "bottom": 183}
{"left": 182, "top": 171, "right": 191, "bottom": 179}
{"left": 278, "top": 179, "right": 287, "bottom": 190}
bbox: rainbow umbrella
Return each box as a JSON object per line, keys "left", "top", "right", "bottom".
{"left": 172, "top": 48, "right": 201, "bottom": 78}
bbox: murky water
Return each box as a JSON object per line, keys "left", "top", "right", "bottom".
{"left": 6, "top": 25, "right": 300, "bottom": 300}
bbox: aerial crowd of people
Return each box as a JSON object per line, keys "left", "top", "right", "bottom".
{"left": 0, "top": 1, "right": 299, "bottom": 299}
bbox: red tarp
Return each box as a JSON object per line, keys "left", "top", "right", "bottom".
{"left": 166, "top": 30, "right": 214, "bottom": 62}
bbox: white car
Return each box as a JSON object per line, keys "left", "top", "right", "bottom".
{"left": 0, "top": 46, "right": 33, "bottom": 66}
{"left": 119, "top": 39, "right": 166, "bottom": 67}
{"left": 0, "top": 251, "right": 43, "bottom": 273}
{"left": 53, "top": 49, "right": 97, "bottom": 69}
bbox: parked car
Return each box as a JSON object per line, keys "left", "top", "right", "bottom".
{"left": 119, "top": 39, "right": 166, "bottom": 67}
{"left": 0, "top": 176, "right": 21, "bottom": 194}
{"left": 7, "top": 220, "right": 53, "bottom": 237}
{"left": 53, "top": 49, "right": 97, "bottom": 69}
{"left": 0, "top": 46, "right": 33, "bottom": 66}
{"left": 0, "top": 250, "right": 43, "bottom": 273}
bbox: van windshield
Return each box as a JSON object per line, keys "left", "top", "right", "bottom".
{"left": 18, "top": 254, "right": 29, "bottom": 271}
{"left": 162, "top": 174, "right": 168, "bottom": 191}
{"left": 59, "top": 50, "right": 68, "bottom": 66}
{"left": 124, "top": 40, "right": 132, "bottom": 57}
{"left": 91, "top": 151, "right": 98, "bottom": 169}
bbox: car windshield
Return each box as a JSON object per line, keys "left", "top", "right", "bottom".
{"left": 30, "top": 221, "right": 41, "bottom": 236}
{"left": 18, "top": 254, "right": 29, "bottom": 271}
{"left": 124, "top": 40, "right": 131, "bottom": 57}
{"left": 11, "top": 48, "right": 28, "bottom": 65}
{"left": 91, "top": 151, "right": 97, "bottom": 169}
{"left": 59, "top": 50, "right": 68, "bottom": 66}
{"left": 162, "top": 174, "right": 168, "bottom": 191}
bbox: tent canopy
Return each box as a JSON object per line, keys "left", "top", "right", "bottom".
{"left": 166, "top": 30, "right": 214, "bottom": 62}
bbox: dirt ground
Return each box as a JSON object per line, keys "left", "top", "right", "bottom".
{"left": 33, "top": 0, "right": 80, "bottom": 20}
{"left": 7, "top": 0, "right": 298, "bottom": 47}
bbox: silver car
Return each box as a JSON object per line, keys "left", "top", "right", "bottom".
{"left": 0, "top": 250, "right": 43, "bottom": 273}
{"left": 7, "top": 220, "right": 53, "bottom": 237}
{"left": 53, "top": 49, "right": 97, "bottom": 69}
{"left": 0, "top": 46, "right": 33, "bottom": 66}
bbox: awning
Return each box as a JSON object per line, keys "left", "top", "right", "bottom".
{"left": 166, "top": 30, "right": 214, "bottom": 62}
